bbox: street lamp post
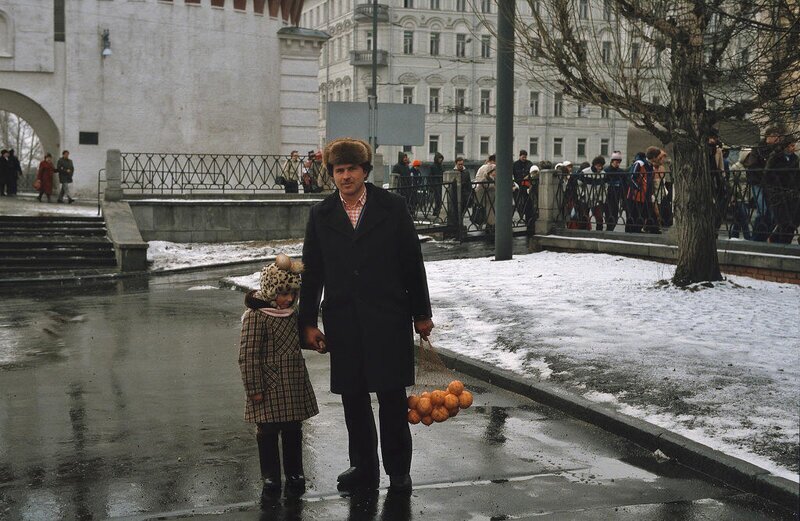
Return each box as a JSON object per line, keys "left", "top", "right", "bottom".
{"left": 445, "top": 105, "right": 472, "bottom": 159}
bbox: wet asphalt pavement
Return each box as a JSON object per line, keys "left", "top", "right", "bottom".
{"left": 0, "top": 261, "right": 796, "bottom": 521}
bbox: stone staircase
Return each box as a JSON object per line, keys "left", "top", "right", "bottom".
{"left": 0, "top": 215, "right": 117, "bottom": 277}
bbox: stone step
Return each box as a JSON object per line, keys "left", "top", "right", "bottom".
{"left": 0, "top": 238, "right": 113, "bottom": 247}
{"left": 2, "top": 227, "right": 108, "bottom": 236}
{"left": 0, "top": 215, "right": 104, "bottom": 224}
{"left": 0, "top": 248, "right": 115, "bottom": 259}
{"left": 0, "top": 256, "right": 118, "bottom": 271}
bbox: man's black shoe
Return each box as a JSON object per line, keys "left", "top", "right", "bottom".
{"left": 388, "top": 474, "right": 412, "bottom": 494}
{"left": 337, "top": 466, "right": 379, "bottom": 492}
{"left": 285, "top": 474, "right": 306, "bottom": 497}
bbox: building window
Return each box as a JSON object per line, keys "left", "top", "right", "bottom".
{"left": 345, "top": 88, "right": 351, "bottom": 101}
{"left": 577, "top": 104, "right": 586, "bottom": 117}
{"left": 54, "top": 0, "right": 66, "bottom": 41}
{"left": 603, "top": 0, "right": 612, "bottom": 20}
{"left": 456, "top": 136, "right": 465, "bottom": 155}
{"left": 577, "top": 138, "right": 587, "bottom": 158}
{"left": 481, "top": 35, "right": 491, "bottom": 58}
{"left": 403, "top": 145, "right": 413, "bottom": 153}
{"left": 480, "top": 0, "right": 491, "bottom": 13}
{"left": 429, "top": 135, "right": 439, "bottom": 154}
{"left": 529, "top": 91, "right": 540, "bottom": 116}
{"left": 430, "top": 0, "right": 440, "bottom": 9}
{"left": 366, "top": 31, "right": 373, "bottom": 51}
{"left": 403, "top": 31, "right": 414, "bottom": 54}
{"left": 480, "top": 136, "right": 490, "bottom": 156}
{"left": 529, "top": 137, "right": 539, "bottom": 157}
{"left": 532, "top": 0, "right": 540, "bottom": 14}
{"left": 579, "top": 0, "right": 589, "bottom": 19}
{"left": 652, "top": 95, "right": 661, "bottom": 104}
{"left": 553, "top": 137, "right": 563, "bottom": 157}
{"left": 602, "top": 41, "right": 612, "bottom": 64}
{"left": 740, "top": 47, "right": 750, "bottom": 66}
{"left": 456, "top": 34, "right": 467, "bottom": 58}
{"left": 554, "top": 92, "right": 563, "bottom": 117}
{"left": 402, "top": 87, "right": 414, "bottom": 104}
{"left": 455, "top": 88, "right": 466, "bottom": 109}
{"left": 456, "top": 0, "right": 467, "bottom": 11}
{"left": 601, "top": 106, "right": 610, "bottom": 118}
{"left": 337, "top": 91, "right": 342, "bottom": 101}
{"left": 480, "top": 90, "right": 491, "bottom": 115}
{"left": 429, "top": 88, "right": 440, "bottom": 113}
{"left": 600, "top": 138, "right": 609, "bottom": 157}
{"left": 430, "top": 32, "right": 440, "bottom": 56}
{"left": 631, "top": 42, "right": 640, "bottom": 67}
{"left": 404, "top": 0, "right": 413, "bottom": 7}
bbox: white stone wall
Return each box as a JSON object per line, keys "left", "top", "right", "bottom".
{"left": 0, "top": 0, "right": 326, "bottom": 195}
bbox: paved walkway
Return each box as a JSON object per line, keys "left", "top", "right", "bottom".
{"left": 0, "top": 271, "right": 794, "bottom": 520}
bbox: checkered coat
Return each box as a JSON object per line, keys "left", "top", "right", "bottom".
{"left": 238, "top": 293, "right": 318, "bottom": 424}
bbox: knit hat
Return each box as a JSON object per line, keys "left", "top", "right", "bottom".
{"left": 611, "top": 151, "right": 623, "bottom": 161}
{"left": 323, "top": 138, "right": 373, "bottom": 174}
{"left": 529, "top": 164, "right": 540, "bottom": 174}
{"left": 259, "top": 253, "right": 304, "bottom": 306}
{"left": 412, "top": 159, "right": 422, "bottom": 167}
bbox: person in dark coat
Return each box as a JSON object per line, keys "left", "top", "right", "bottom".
{"left": 300, "top": 138, "right": 433, "bottom": 495}
{"left": 512, "top": 150, "right": 534, "bottom": 223}
{"left": 7, "top": 149, "right": 22, "bottom": 195}
{"left": 56, "top": 150, "right": 75, "bottom": 203}
{"left": 0, "top": 149, "right": 11, "bottom": 196}
{"left": 762, "top": 139, "right": 799, "bottom": 244}
{"left": 430, "top": 152, "right": 444, "bottom": 216}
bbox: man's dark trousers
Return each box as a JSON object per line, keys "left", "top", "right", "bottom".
{"left": 342, "top": 389, "right": 411, "bottom": 478}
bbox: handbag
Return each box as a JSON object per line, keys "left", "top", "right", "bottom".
{"left": 470, "top": 203, "right": 486, "bottom": 225}
{"left": 33, "top": 178, "right": 42, "bottom": 190}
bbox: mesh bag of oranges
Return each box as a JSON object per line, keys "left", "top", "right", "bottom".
{"left": 407, "top": 338, "right": 473, "bottom": 426}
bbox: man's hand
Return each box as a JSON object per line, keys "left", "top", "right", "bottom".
{"left": 414, "top": 318, "right": 434, "bottom": 341}
{"left": 303, "top": 325, "right": 328, "bottom": 354}
{"left": 250, "top": 392, "right": 264, "bottom": 403}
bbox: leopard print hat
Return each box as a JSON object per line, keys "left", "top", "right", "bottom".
{"left": 259, "top": 253, "right": 304, "bottom": 305}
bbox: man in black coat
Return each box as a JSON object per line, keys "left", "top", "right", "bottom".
{"left": 300, "top": 138, "right": 434, "bottom": 495}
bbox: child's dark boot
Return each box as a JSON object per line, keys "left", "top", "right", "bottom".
{"left": 282, "top": 423, "right": 306, "bottom": 497}
{"left": 257, "top": 424, "right": 282, "bottom": 501}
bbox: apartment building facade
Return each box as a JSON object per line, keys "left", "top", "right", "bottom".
{"left": 301, "top": 0, "right": 629, "bottom": 165}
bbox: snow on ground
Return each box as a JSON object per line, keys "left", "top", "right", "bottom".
{"left": 147, "top": 240, "right": 303, "bottom": 271}
{"left": 228, "top": 250, "right": 800, "bottom": 482}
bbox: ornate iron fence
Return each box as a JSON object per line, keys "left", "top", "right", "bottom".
{"left": 386, "top": 177, "right": 460, "bottom": 234}
{"left": 552, "top": 169, "right": 799, "bottom": 244}
{"left": 120, "top": 153, "right": 334, "bottom": 195}
{"left": 463, "top": 181, "right": 538, "bottom": 236}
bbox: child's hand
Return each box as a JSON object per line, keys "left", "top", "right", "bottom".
{"left": 250, "top": 393, "right": 264, "bottom": 403}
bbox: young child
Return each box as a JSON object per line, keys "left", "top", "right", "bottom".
{"left": 238, "top": 253, "right": 318, "bottom": 500}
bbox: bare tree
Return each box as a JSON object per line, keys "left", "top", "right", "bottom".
{"left": 0, "top": 110, "right": 43, "bottom": 177}
{"left": 504, "top": 0, "right": 799, "bottom": 284}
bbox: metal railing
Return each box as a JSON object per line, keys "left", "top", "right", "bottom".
{"left": 96, "top": 168, "right": 106, "bottom": 216}
{"left": 387, "top": 177, "right": 459, "bottom": 235}
{"left": 552, "top": 169, "right": 799, "bottom": 244}
{"left": 120, "top": 153, "right": 334, "bottom": 195}
{"left": 463, "top": 181, "right": 538, "bottom": 236}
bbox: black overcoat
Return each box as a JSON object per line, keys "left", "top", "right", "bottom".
{"left": 299, "top": 183, "right": 432, "bottom": 395}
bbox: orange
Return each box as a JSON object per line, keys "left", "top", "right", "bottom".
{"left": 421, "top": 415, "right": 433, "bottom": 426}
{"left": 416, "top": 396, "right": 433, "bottom": 416}
{"left": 447, "top": 407, "right": 459, "bottom": 417}
{"left": 407, "top": 409, "right": 421, "bottom": 424}
{"left": 458, "top": 390, "right": 473, "bottom": 409}
{"left": 447, "top": 380, "right": 465, "bottom": 396}
{"left": 431, "top": 406, "right": 449, "bottom": 422}
{"left": 407, "top": 395, "right": 419, "bottom": 410}
{"left": 443, "top": 393, "right": 459, "bottom": 410}
{"left": 430, "top": 390, "right": 446, "bottom": 406}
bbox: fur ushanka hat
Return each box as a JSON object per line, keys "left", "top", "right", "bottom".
{"left": 259, "top": 253, "right": 304, "bottom": 305}
{"left": 322, "top": 138, "right": 373, "bottom": 175}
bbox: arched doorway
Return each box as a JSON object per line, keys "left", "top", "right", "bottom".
{"left": 0, "top": 89, "right": 60, "bottom": 160}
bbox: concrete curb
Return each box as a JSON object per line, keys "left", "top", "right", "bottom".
{"left": 433, "top": 347, "right": 799, "bottom": 512}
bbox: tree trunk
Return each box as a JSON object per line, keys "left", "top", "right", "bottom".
{"left": 670, "top": 7, "right": 723, "bottom": 286}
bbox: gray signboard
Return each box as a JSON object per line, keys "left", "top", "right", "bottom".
{"left": 326, "top": 102, "right": 425, "bottom": 146}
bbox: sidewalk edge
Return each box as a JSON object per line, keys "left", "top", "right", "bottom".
{"left": 434, "top": 346, "right": 799, "bottom": 512}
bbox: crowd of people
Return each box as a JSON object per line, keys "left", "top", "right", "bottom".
{"left": 1, "top": 148, "right": 75, "bottom": 203}
{"left": 279, "top": 149, "right": 335, "bottom": 194}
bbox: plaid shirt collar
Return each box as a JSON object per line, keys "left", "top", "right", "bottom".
{"left": 339, "top": 185, "right": 368, "bottom": 228}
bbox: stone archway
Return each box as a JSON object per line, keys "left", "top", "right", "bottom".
{"left": 0, "top": 89, "right": 60, "bottom": 157}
